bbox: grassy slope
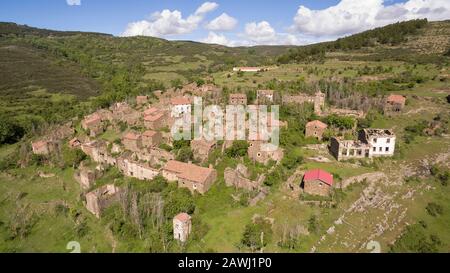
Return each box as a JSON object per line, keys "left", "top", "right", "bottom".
{"left": 0, "top": 21, "right": 449, "bottom": 253}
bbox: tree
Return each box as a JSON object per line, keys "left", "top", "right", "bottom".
{"left": 225, "top": 140, "right": 249, "bottom": 157}
{"left": 176, "top": 147, "right": 194, "bottom": 163}
{"left": 241, "top": 218, "right": 273, "bottom": 252}
{"left": 0, "top": 117, "right": 25, "bottom": 145}
{"left": 163, "top": 186, "right": 195, "bottom": 219}
{"left": 62, "top": 147, "right": 86, "bottom": 168}
{"left": 281, "top": 149, "right": 304, "bottom": 169}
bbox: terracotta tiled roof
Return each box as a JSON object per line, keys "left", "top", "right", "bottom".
{"left": 163, "top": 160, "right": 214, "bottom": 184}
{"left": 304, "top": 169, "right": 333, "bottom": 186}
{"left": 123, "top": 132, "right": 140, "bottom": 140}
{"left": 84, "top": 113, "right": 101, "bottom": 126}
{"left": 143, "top": 130, "right": 157, "bottom": 137}
{"left": 306, "top": 120, "right": 328, "bottom": 129}
{"left": 171, "top": 97, "right": 191, "bottom": 105}
{"left": 144, "top": 113, "right": 164, "bottom": 122}
{"left": 230, "top": 93, "right": 247, "bottom": 98}
{"left": 32, "top": 140, "right": 47, "bottom": 150}
{"left": 174, "top": 212, "right": 191, "bottom": 222}
{"left": 144, "top": 107, "right": 159, "bottom": 116}
{"left": 386, "top": 94, "right": 406, "bottom": 104}
{"left": 69, "top": 138, "right": 81, "bottom": 146}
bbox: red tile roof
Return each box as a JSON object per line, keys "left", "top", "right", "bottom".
{"left": 304, "top": 169, "right": 333, "bottom": 186}
{"left": 83, "top": 113, "right": 101, "bottom": 126}
{"left": 144, "top": 107, "right": 159, "bottom": 116}
{"left": 174, "top": 213, "right": 191, "bottom": 222}
{"left": 171, "top": 97, "right": 191, "bottom": 105}
{"left": 143, "top": 130, "right": 157, "bottom": 137}
{"left": 123, "top": 132, "right": 140, "bottom": 140}
{"left": 306, "top": 120, "right": 328, "bottom": 129}
{"left": 32, "top": 140, "right": 47, "bottom": 150}
{"left": 386, "top": 94, "right": 406, "bottom": 104}
{"left": 144, "top": 112, "right": 164, "bottom": 122}
{"left": 164, "top": 160, "right": 214, "bottom": 184}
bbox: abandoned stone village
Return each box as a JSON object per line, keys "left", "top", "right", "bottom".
{"left": 31, "top": 82, "right": 404, "bottom": 243}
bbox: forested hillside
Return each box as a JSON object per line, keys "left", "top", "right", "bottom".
{"left": 277, "top": 19, "right": 450, "bottom": 64}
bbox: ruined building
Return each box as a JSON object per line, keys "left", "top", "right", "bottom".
{"left": 330, "top": 129, "right": 396, "bottom": 161}
{"left": 85, "top": 184, "right": 121, "bottom": 218}
{"left": 173, "top": 213, "right": 192, "bottom": 243}
{"left": 162, "top": 160, "right": 217, "bottom": 194}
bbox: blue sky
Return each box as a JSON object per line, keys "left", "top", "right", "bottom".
{"left": 1, "top": 0, "right": 449, "bottom": 46}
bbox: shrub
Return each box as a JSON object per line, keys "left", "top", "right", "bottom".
{"left": 225, "top": 140, "right": 249, "bottom": 157}
{"left": 241, "top": 217, "right": 273, "bottom": 251}
{"left": 426, "top": 202, "right": 443, "bottom": 217}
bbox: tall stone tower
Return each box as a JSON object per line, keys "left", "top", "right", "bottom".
{"left": 314, "top": 90, "right": 325, "bottom": 115}
{"left": 173, "top": 213, "right": 192, "bottom": 243}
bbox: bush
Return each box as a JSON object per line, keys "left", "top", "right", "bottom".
{"left": 241, "top": 217, "right": 273, "bottom": 251}
{"left": 281, "top": 148, "right": 304, "bottom": 170}
{"left": 176, "top": 147, "right": 193, "bottom": 163}
{"left": 0, "top": 117, "right": 25, "bottom": 145}
{"left": 426, "top": 202, "right": 443, "bottom": 217}
{"left": 225, "top": 140, "right": 249, "bottom": 157}
{"left": 390, "top": 224, "right": 440, "bottom": 253}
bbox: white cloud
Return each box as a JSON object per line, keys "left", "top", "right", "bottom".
{"left": 206, "top": 13, "right": 238, "bottom": 31}
{"left": 201, "top": 31, "right": 232, "bottom": 46}
{"left": 244, "top": 21, "right": 277, "bottom": 43}
{"left": 239, "top": 21, "right": 305, "bottom": 46}
{"left": 122, "top": 2, "right": 218, "bottom": 37}
{"left": 66, "top": 0, "right": 81, "bottom": 6}
{"left": 291, "top": 0, "right": 450, "bottom": 37}
{"left": 195, "top": 2, "right": 219, "bottom": 15}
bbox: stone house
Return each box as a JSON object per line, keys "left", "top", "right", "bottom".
{"left": 224, "top": 164, "right": 263, "bottom": 191}
{"left": 50, "top": 122, "right": 75, "bottom": 141}
{"left": 136, "top": 95, "right": 148, "bottom": 106}
{"left": 330, "top": 138, "right": 371, "bottom": 161}
{"left": 141, "top": 130, "right": 162, "bottom": 148}
{"left": 257, "top": 90, "right": 275, "bottom": 103}
{"left": 81, "top": 141, "right": 117, "bottom": 166}
{"left": 81, "top": 113, "right": 104, "bottom": 137}
{"left": 170, "top": 97, "right": 191, "bottom": 117}
{"left": 144, "top": 108, "right": 167, "bottom": 130}
{"left": 122, "top": 132, "right": 142, "bottom": 152}
{"left": 85, "top": 184, "right": 121, "bottom": 218}
{"left": 384, "top": 94, "right": 406, "bottom": 113}
{"left": 358, "top": 129, "right": 396, "bottom": 157}
{"left": 191, "top": 139, "right": 217, "bottom": 162}
{"left": 117, "top": 153, "right": 159, "bottom": 181}
{"left": 111, "top": 102, "right": 141, "bottom": 126}
{"left": 173, "top": 213, "right": 192, "bottom": 243}
{"left": 31, "top": 140, "right": 51, "bottom": 155}
{"left": 305, "top": 120, "right": 328, "bottom": 140}
{"left": 162, "top": 160, "right": 217, "bottom": 194}
{"left": 229, "top": 93, "right": 247, "bottom": 105}
{"left": 69, "top": 137, "right": 81, "bottom": 149}
{"left": 281, "top": 91, "right": 325, "bottom": 115}
{"left": 302, "top": 169, "right": 334, "bottom": 196}
{"left": 248, "top": 139, "right": 284, "bottom": 165}
{"left": 233, "top": 67, "right": 263, "bottom": 72}
{"left": 330, "top": 129, "right": 396, "bottom": 161}
{"left": 74, "top": 165, "right": 100, "bottom": 190}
